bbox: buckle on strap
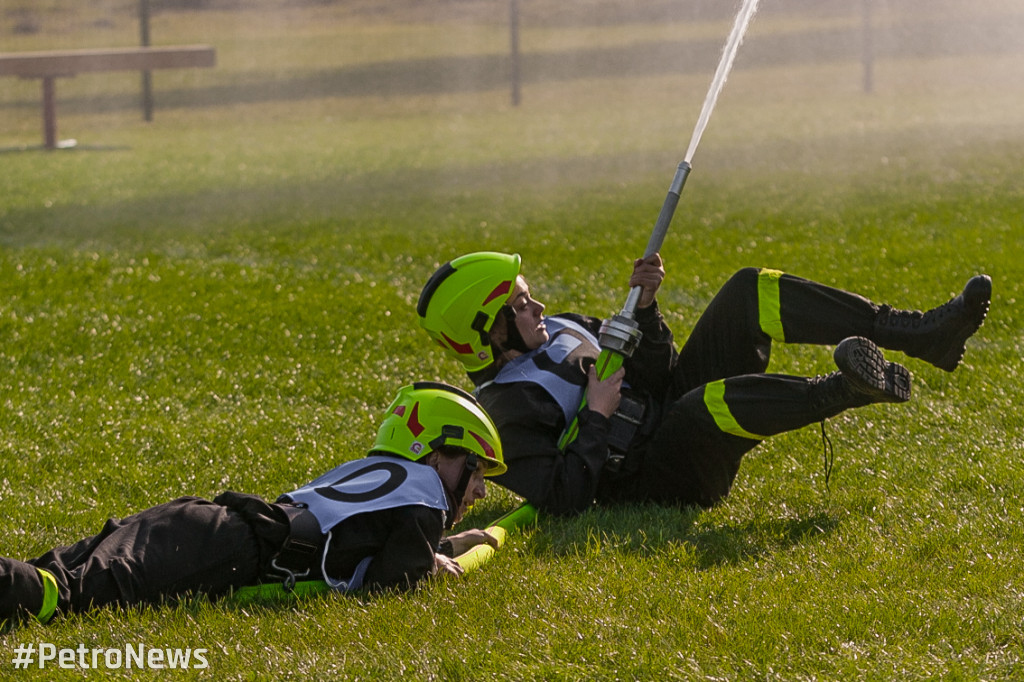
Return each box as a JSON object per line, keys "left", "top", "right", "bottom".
{"left": 271, "top": 504, "right": 323, "bottom": 590}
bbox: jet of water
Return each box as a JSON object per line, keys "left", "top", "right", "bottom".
{"left": 685, "top": 0, "right": 762, "bottom": 165}
{"left": 570, "top": 0, "right": 766, "bottom": 452}
{"left": 619, "top": 0, "right": 762, "bottom": 317}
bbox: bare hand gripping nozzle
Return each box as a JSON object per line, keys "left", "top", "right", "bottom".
{"left": 597, "top": 160, "right": 692, "bottom": 358}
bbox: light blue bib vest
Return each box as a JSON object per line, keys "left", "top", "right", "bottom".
{"left": 281, "top": 457, "right": 448, "bottom": 590}
{"left": 488, "top": 316, "right": 601, "bottom": 425}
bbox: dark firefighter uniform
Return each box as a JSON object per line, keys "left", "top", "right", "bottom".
{"left": 0, "top": 455, "right": 454, "bottom": 624}
{"left": 471, "top": 267, "right": 918, "bottom": 515}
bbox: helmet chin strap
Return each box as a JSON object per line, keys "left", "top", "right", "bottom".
{"left": 495, "top": 305, "right": 531, "bottom": 356}
{"left": 442, "top": 453, "right": 479, "bottom": 530}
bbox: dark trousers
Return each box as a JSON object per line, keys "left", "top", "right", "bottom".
{"left": 629, "top": 267, "right": 880, "bottom": 508}
{"left": 0, "top": 493, "right": 289, "bottom": 622}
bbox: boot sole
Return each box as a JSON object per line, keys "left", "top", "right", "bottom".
{"left": 834, "top": 336, "right": 912, "bottom": 403}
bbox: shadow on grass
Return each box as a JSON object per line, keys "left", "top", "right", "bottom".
{"left": 520, "top": 503, "right": 839, "bottom": 570}
{"left": 0, "top": 146, "right": 671, "bottom": 249}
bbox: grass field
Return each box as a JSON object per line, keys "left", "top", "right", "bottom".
{"left": 1, "top": 0, "right": 1023, "bottom": 679}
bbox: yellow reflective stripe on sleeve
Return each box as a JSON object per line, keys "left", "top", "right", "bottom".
{"left": 703, "top": 380, "right": 767, "bottom": 440}
{"left": 36, "top": 568, "right": 58, "bottom": 623}
{"left": 757, "top": 268, "right": 786, "bottom": 342}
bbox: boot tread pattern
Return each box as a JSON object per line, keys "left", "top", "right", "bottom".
{"left": 835, "top": 336, "right": 912, "bottom": 403}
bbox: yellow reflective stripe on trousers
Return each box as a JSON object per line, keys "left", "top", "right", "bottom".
{"left": 36, "top": 568, "right": 58, "bottom": 623}
{"left": 757, "top": 268, "right": 785, "bottom": 342}
{"left": 703, "top": 380, "right": 767, "bottom": 440}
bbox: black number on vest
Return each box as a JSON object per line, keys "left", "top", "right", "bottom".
{"left": 314, "top": 461, "right": 409, "bottom": 503}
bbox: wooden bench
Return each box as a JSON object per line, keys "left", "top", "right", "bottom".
{"left": 0, "top": 45, "right": 216, "bottom": 149}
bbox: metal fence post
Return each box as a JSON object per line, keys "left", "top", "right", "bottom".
{"left": 140, "top": 0, "right": 154, "bottom": 120}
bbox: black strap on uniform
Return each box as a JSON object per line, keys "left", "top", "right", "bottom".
{"left": 271, "top": 504, "right": 323, "bottom": 590}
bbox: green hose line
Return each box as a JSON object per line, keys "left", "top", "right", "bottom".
{"left": 558, "top": 347, "right": 625, "bottom": 450}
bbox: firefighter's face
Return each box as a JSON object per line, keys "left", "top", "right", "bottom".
{"left": 433, "top": 453, "right": 487, "bottom": 525}
{"left": 504, "top": 276, "right": 548, "bottom": 351}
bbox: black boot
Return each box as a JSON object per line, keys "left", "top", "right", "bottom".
{"left": 873, "top": 275, "right": 992, "bottom": 372}
{"left": 810, "top": 336, "right": 911, "bottom": 419}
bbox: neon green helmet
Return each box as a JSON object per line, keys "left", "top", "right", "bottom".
{"left": 372, "top": 381, "right": 506, "bottom": 476}
{"left": 416, "top": 252, "right": 521, "bottom": 372}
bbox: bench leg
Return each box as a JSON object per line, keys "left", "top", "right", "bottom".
{"left": 42, "top": 76, "right": 57, "bottom": 150}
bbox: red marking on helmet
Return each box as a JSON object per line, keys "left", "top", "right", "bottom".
{"left": 482, "top": 280, "right": 513, "bottom": 306}
{"left": 407, "top": 402, "right": 425, "bottom": 437}
{"left": 392, "top": 405, "right": 406, "bottom": 417}
{"left": 469, "top": 430, "right": 495, "bottom": 459}
{"left": 442, "top": 332, "right": 473, "bottom": 355}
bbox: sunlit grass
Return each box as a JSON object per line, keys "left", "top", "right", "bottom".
{"left": 0, "top": 1, "right": 1022, "bottom": 679}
